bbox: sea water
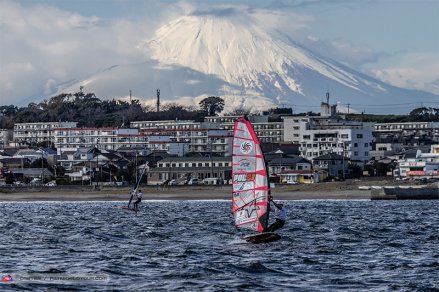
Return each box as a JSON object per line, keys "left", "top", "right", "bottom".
{"left": 1, "top": 200, "right": 438, "bottom": 291}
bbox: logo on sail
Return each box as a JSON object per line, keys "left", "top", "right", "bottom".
{"left": 233, "top": 173, "right": 256, "bottom": 182}
{"left": 235, "top": 159, "right": 254, "bottom": 172}
{"left": 240, "top": 141, "right": 253, "bottom": 154}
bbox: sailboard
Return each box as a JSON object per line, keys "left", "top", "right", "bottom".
{"left": 232, "top": 116, "right": 281, "bottom": 244}
{"left": 120, "top": 206, "right": 138, "bottom": 213}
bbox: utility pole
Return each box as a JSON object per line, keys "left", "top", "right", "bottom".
{"left": 40, "top": 148, "right": 44, "bottom": 183}
{"left": 210, "top": 138, "right": 214, "bottom": 178}
{"left": 342, "top": 142, "right": 345, "bottom": 180}
{"left": 156, "top": 89, "right": 160, "bottom": 112}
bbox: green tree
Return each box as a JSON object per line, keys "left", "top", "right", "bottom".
{"left": 199, "top": 96, "right": 225, "bottom": 116}
{"left": 0, "top": 105, "right": 18, "bottom": 117}
{"left": 30, "top": 157, "right": 49, "bottom": 168}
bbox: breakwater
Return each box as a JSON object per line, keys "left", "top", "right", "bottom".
{"left": 371, "top": 185, "right": 439, "bottom": 200}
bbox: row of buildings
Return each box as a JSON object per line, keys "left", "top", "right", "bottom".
{"left": 1, "top": 100, "right": 439, "bottom": 184}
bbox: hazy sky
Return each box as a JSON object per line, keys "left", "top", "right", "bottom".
{"left": 1, "top": 0, "right": 438, "bottom": 107}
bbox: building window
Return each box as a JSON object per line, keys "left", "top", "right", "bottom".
{"left": 354, "top": 151, "right": 358, "bottom": 156}
{"left": 356, "top": 134, "right": 363, "bottom": 139}
{"left": 365, "top": 152, "right": 369, "bottom": 156}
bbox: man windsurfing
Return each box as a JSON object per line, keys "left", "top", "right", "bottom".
{"left": 267, "top": 195, "right": 287, "bottom": 232}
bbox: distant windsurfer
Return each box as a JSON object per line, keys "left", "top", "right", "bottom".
{"left": 267, "top": 195, "right": 287, "bottom": 232}
{"left": 133, "top": 190, "right": 143, "bottom": 211}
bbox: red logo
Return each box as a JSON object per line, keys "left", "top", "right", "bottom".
{"left": 2, "top": 275, "right": 12, "bottom": 282}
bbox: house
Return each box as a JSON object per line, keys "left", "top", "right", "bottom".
{"left": 278, "top": 170, "right": 326, "bottom": 184}
{"left": 395, "top": 144, "right": 439, "bottom": 178}
{"left": 313, "top": 153, "right": 349, "bottom": 179}
{"left": 9, "top": 167, "right": 53, "bottom": 183}
{"left": 267, "top": 156, "right": 312, "bottom": 175}
{"left": 0, "top": 157, "right": 30, "bottom": 169}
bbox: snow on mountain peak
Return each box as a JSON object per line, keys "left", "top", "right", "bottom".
{"left": 60, "top": 12, "right": 437, "bottom": 114}
{"left": 147, "top": 13, "right": 386, "bottom": 109}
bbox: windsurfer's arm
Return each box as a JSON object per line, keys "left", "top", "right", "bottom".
{"left": 270, "top": 197, "right": 282, "bottom": 209}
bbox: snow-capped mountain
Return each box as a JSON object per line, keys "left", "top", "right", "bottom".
{"left": 60, "top": 14, "right": 437, "bottom": 114}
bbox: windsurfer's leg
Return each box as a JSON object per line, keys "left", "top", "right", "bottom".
{"left": 267, "top": 222, "right": 276, "bottom": 232}
{"left": 268, "top": 219, "right": 285, "bottom": 232}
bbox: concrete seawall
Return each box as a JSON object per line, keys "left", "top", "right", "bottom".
{"left": 371, "top": 185, "right": 439, "bottom": 200}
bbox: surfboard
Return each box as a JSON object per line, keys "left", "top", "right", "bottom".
{"left": 232, "top": 116, "right": 281, "bottom": 243}
{"left": 244, "top": 232, "right": 281, "bottom": 244}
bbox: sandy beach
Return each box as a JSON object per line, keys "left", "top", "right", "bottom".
{"left": 0, "top": 179, "right": 397, "bottom": 201}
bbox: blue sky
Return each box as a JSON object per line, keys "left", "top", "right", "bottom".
{"left": 1, "top": 0, "right": 438, "bottom": 107}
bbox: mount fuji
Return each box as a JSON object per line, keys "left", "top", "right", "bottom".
{"left": 60, "top": 12, "right": 437, "bottom": 114}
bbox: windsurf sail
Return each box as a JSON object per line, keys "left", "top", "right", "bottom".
{"left": 128, "top": 162, "right": 149, "bottom": 207}
{"left": 232, "top": 116, "right": 270, "bottom": 233}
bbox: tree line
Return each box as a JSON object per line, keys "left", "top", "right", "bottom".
{"left": 0, "top": 92, "right": 227, "bottom": 129}
{"left": 0, "top": 91, "right": 437, "bottom": 129}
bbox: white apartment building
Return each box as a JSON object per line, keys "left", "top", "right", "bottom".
{"left": 282, "top": 116, "right": 310, "bottom": 144}
{"left": 284, "top": 102, "right": 373, "bottom": 163}
{"left": 374, "top": 121, "right": 439, "bottom": 132}
{"left": 132, "top": 120, "right": 232, "bottom": 156}
{"left": 53, "top": 127, "right": 188, "bottom": 156}
{"left": 205, "top": 115, "right": 283, "bottom": 143}
{"left": 13, "top": 122, "right": 77, "bottom": 147}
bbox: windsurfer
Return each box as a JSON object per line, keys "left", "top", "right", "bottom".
{"left": 133, "top": 190, "right": 143, "bottom": 211}
{"left": 267, "top": 196, "right": 287, "bottom": 232}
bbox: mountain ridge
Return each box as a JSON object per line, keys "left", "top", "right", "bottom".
{"left": 60, "top": 14, "right": 438, "bottom": 114}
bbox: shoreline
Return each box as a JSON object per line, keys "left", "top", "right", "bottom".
{"left": 0, "top": 184, "right": 372, "bottom": 201}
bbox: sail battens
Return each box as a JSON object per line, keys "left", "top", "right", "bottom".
{"left": 232, "top": 116, "right": 270, "bottom": 233}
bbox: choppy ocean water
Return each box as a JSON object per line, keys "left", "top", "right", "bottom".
{"left": 1, "top": 199, "right": 438, "bottom": 291}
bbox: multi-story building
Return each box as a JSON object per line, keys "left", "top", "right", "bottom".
{"left": 53, "top": 127, "right": 189, "bottom": 156}
{"left": 131, "top": 120, "right": 232, "bottom": 156}
{"left": 283, "top": 102, "right": 373, "bottom": 164}
{"left": 373, "top": 121, "right": 439, "bottom": 147}
{"left": 13, "top": 122, "right": 77, "bottom": 147}
{"left": 205, "top": 115, "right": 283, "bottom": 143}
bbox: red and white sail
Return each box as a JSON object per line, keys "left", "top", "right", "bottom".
{"left": 232, "top": 116, "right": 269, "bottom": 233}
